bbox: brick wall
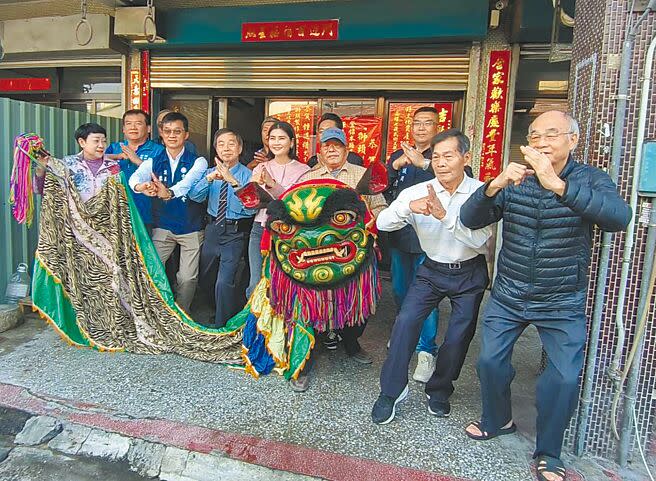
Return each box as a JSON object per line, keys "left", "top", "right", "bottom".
{"left": 565, "top": 0, "right": 656, "bottom": 461}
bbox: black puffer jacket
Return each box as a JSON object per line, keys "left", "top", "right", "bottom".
{"left": 460, "top": 157, "right": 631, "bottom": 312}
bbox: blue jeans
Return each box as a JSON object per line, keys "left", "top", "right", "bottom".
{"left": 390, "top": 248, "right": 439, "bottom": 354}
{"left": 247, "top": 222, "right": 265, "bottom": 298}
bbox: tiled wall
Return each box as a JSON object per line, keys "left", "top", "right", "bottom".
{"left": 565, "top": 0, "right": 656, "bottom": 461}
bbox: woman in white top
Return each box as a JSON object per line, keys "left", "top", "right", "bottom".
{"left": 247, "top": 121, "right": 310, "bottom": 297}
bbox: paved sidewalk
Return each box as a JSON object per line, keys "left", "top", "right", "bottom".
{"left": 0, "top": 281, "right": 642, "bottom": 481}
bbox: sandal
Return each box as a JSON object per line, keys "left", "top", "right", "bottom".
{"left": 465, "top": 420, "right": 517, "bottom": 441}
{"left": 536, "top": 455, "right": 566, "bottom": 481}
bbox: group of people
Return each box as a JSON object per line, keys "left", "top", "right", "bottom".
{"left": 34, "top": 105, "right": 631, "bottom": 481}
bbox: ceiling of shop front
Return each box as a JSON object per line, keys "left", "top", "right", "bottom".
{"left": 0, "top": 0, "right": 339, "bottom": 21}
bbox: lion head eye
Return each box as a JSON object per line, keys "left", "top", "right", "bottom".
{"left": 331, "top": 210, "right": 357, "bottom": 227}
{"left": 270, "top": 220, "right": 297, "bottom": 236}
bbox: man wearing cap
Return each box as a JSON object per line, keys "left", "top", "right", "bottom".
{"left": 306, "top": 113, "right": 365, "bottom": 168}
{"left": 301, "top": 127, "right": 386, "bottom": 217}
{"left": 298, "top": 127, "right": 386, "bottom": 374}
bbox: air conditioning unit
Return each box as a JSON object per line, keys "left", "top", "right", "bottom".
{"left": 114, "top": 6, "right": 165, "bottom": 43}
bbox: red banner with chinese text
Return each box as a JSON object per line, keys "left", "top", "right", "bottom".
{"left": 140, "top": 50, "right": 150, "bottom": 113}
{"left": 129, "top": 70, "right": 141, "bottom": 110}
{"left": 385, "top": 103, "right": 453, "bottom": 160}
{"left": 342, "top": 116, "right": 383, "bottom": 167}
{"left": 242, "top": 20, "right": 339, "bottom": 42}
{"left": 276, "top": 105, "right": 316, "bottom": 164}
{"left": 478, "top": 50, "right": 511, "bottom": 182}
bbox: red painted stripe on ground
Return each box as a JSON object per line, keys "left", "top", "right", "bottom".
{"left": 0, "top": 382, "right": 473, "bottom": 481}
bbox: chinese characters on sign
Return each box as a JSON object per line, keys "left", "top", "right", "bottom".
{"left": 385, "top": 102, "right": 453, "bottom": 160}
{"left": 0, "top": 78, "right": 51, "bottom": 91}
{"left": 140, "top": 50, "right": 150, "bottom": 113}
{"left": 478, "top": 50, "right": 511, "bottom": 182}
{"left": 342, "top": 116, "right": 383, "bottom": 167}
{"left": 242, "top": 19, "right": 339, "bottom": 43}
{"left": 276, "top": 105, "right": 316, "bottom": 163}
{"left": 129, "top": 70, "right": 141, "bottom": 110}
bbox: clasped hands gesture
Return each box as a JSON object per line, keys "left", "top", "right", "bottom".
{"left": 392, "top": 142, "right": 428, "bottom": 170}
{"left": 251, "top": 168, "right": 276, "bottom": 189}
{"left": 409, "top": 184, "right": 447, "bottom": 220}
{"left": 107, "top": 145, "right": 142, "bottom": 166}
{"left": 487, "top": 146, "right": 566, "bottom": 196}
{"left": 136, "top": 173, "right": 171, "bottom": 199}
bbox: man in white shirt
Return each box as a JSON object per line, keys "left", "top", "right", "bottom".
{"left": 129, "top": 112, "right": 208, "bottom": 311}
{"left": 371, "top": 129, "right": 493, "bottom": 424}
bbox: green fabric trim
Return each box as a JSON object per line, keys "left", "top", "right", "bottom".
{"left": 32, "top": 258, "right": 90, "bottom": 347}
{"left": 119, "top": 174, "right": 243, "bottom": 335}
{"left": 284, "top": 320, "right": 315, "bottom": 380}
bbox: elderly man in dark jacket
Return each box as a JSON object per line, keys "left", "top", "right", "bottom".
{"left": 459, "top": 110, "right": 631, "bottom": 481}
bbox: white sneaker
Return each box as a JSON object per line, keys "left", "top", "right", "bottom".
{"left": 413, "top": 351, "right": 436, "bottom": 383}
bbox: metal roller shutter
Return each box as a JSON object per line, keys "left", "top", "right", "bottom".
{"left": 150, "top": 50, "right": 470, "bottom": 91}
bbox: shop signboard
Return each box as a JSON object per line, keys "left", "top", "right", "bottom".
{"left": 242, "top": 19, "right": 339, "bottom": 42}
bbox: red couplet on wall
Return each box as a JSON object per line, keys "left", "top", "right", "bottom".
{"left": 478, "top": 50, "right": 511, "bottom": 182}
{"left": 0, "top": 78, "right": 51, "bottom": 92}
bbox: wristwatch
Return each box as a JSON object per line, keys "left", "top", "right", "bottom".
{"left": 164, "top": 187, "right": 175, "bottom": 200}
{"left": 422, "top": 159, "right": 431, "bottom": 171}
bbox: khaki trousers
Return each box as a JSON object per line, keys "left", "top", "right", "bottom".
{"left": 151, "top": 228, "right": 204, "bottom": 312}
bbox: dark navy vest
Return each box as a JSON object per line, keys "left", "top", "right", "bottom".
{"left": 152, "top": 149, "right": 205, "bottom": 235}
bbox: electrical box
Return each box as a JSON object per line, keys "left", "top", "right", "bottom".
{"left": 639, "top": 140, "right": 656, "bottom": 196}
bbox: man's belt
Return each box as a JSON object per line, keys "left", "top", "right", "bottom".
{"left": 423, "top": 254, "right": 485, "bottom": 271}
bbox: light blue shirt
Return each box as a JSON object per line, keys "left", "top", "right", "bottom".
{"left": 188, "top": 162, "right": 256, "bottom": 220}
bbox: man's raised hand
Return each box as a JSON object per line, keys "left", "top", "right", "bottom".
{"left": 409, "top": 196, "right": 431, "bottom": 216}
{"left": 519, "top": 145, "right": 566, "bottom": 195}
{"left": 426, "top": 184, "right": 446, "bottom": 220}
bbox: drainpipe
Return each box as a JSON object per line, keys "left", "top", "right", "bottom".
{"left": 617, "top": 31, "right": 656, "bottom": 467}
{"left": 617, "top": 203, "right": 656, "bottom": 467}
{"left": 607, "top": 3, "right": 656, "bottom": 393}
{"left": 574, "top": 3, "right": 654, "bottom": 456}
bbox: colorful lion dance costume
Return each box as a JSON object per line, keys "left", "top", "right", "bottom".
{"left": 241, "top": 179, "right": 382, "bottom": 380}
{"left": 26, "top": 148, "right": 380, "bottom": 376}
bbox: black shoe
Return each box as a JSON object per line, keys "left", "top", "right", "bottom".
{"left": 427, "top": 396, "right": 451, "bottom": 417}
{"left": 371, "top": 385, "right": 409, "bottom": 424}
{"left": 323, "top": 330, "right": 340, "bottom": 350}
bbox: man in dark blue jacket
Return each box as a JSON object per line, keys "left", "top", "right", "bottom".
{"left": 460, "top": 110, "right": 631, "bottom": 481}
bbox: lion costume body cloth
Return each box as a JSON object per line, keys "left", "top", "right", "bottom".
{"left": 34, "top": 168, "right": 380, "bottom": 378}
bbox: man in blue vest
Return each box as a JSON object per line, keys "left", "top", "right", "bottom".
{"left": 106, "top": 109, "right": 164, "bottom": 232}
{"left": 129, "top": 112, "right": 208, "bottom": 312}
{"left": 189, "top": 128, "right": 255, "bottom": 327}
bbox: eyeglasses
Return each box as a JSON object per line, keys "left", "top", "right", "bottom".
{"left": 526, "top": 132, "right": 573, "bottom": 143}
{"left": 162, "top": 129, "right": 185, "bottom": 136}
{"left": 412, "top": 121, "right": 437, "bottom": 128}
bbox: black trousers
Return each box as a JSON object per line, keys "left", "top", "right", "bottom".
{"left": 199, "top": 221, "right": 248, "bottom": 327}
{"left": 380, "top": 255, "right": 488, "bottom": 401}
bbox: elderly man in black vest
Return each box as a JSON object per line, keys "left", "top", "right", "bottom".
{"left": 460, "top": 110, "right": 631, "bottom": 481}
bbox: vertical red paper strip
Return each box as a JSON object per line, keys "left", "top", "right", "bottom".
{"left": 385, "top": 102, "right": 453, "bottom": 160}
{"left": 140, "top": 50, "right": 150, "bottom": 113}
{"left": 129, "top": 70, "right": 141, "bottom": 110}
{"left": 478, "top": 50, "right": 511, "bottom": 182}
{"left": 342, "top": 116, "right": 383, "bottom": 167}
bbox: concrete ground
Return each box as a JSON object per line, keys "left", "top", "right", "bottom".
{"left": 0, "top": 280, "right": 646, "bottom": 481}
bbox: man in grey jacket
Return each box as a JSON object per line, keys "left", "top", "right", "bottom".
{"left": 459, "top": 110, "right": 631, "bottom": 481}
